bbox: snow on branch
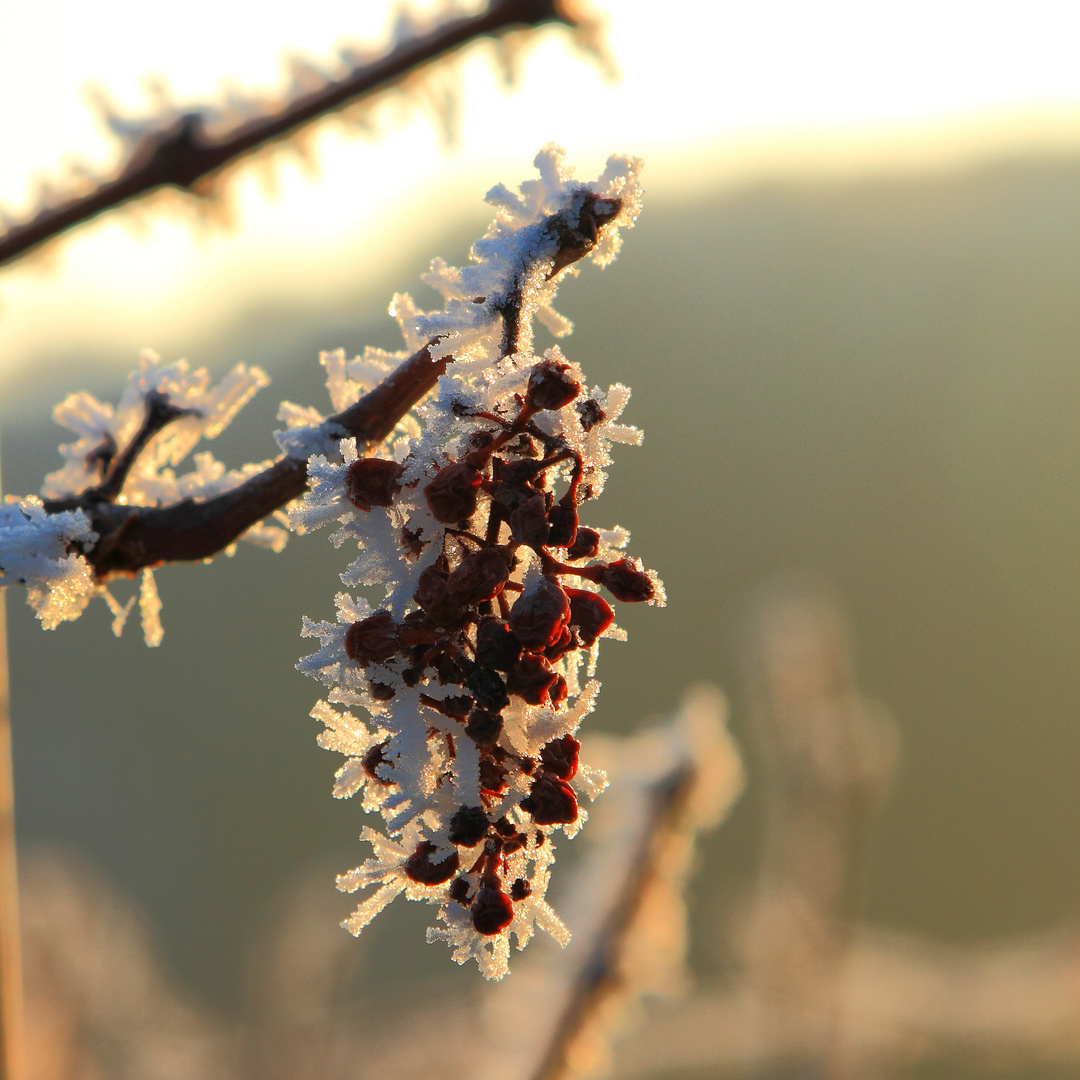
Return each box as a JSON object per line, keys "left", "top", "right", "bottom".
{"left": 0, "top": 0, "right": 588, "bottom": 271}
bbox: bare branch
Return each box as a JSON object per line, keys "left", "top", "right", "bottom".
{"left": 0, "top": 0, "right": 579, "bottom": 271}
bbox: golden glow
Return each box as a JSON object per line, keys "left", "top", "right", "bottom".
{"left": 3, "top": 0, "right": 1080, "bottom": 369}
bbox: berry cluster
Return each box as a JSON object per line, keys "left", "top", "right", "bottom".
{"left": 296, "top": 149, "right": 656, "bottom": 978}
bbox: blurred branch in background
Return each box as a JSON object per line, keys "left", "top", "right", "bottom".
{"left": 0, "top": 0, "right": 589, "bottom": 272}
{"left": 15, "top": 693, "right": 742, "bottom": 1080}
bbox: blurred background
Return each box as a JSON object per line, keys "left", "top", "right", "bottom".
{"left": 4, "top": 1, "right": 1080, "bottom": 1077}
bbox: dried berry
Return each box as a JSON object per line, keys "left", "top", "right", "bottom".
{"left": 414, "top": 566, "right": 467, "bottom": 626}
{"left": 465, "top": 666, "right": 510, "bottom": 710}
{"left": 361, "top": 741, "right": 393, "bottom": 785}
{"left": 509, "top": 494, "right": 551, "bottom": 546}
{"left": 565, "top": 587, "right": 615, "bottom": 647}
{"left": 526, "top": 359, "right": 581, "bottom": 411}
{"left": 510, "top": 878, "right": 532, "bottom": 901}
{"left": 449, "top": 876, "right": 471, "bottom": 905}
{"left": 599, "top": 558, "right": 656, "bottom": 603}
{"left": 548, "top": 674, "right": 568, "bottom": 708}
{"left": 368, "top": 680, "right": 396, "bottom": 701}
{"left": 404, "top": 842, "right": 460, "bottom": 886}
{"left": 508, "top": 579, "right": 571, "bottom": 652}
{"left": 540, "top": 735, "right": 580, "bottom": 780}
{"left": 424, "top": 461, "right": 483, "bottom": 523}
{"left": 448, "top": 805, "right": 489, "bottom": 847}
{"left": 521, "top": 773, "right": 578, "bottom": 825}
{"left": 344, "top": 610, "right": 399, "bottom": 665}
{"left": 506, "top": 655, "right": 559, "bottom": 705}
{"left": 479, "top": 759, "right": 508, "bottom": 794}
{"left": 475, "top": 620, "right": 522, "bottom": 672}
{"left": 576, "top": 398, "right": 606, "bottom": 431}
{"left": 499, "top": 459, "right": 543, "bottom": 486}
{"left": 471, "top": 880, "right": 515, "bottom": 935}
{"left": 546, "top": 503, "right": 578, "bottom": 547}
{"left": 447, "top": 547, "right": 511, "bottom": 606}
{"left": 566, "top": 527, "right": 600, "bottom": 561}
{"left": 464, "top": 708, "right": 503, "bottom": 746}
{"left": 345, "top": 457, "right": 404, "bottom": 510}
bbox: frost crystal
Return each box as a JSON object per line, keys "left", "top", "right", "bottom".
{"left": 297, "top": 148, "right": 661, "bottom": 979}
{"left": 1, "top": 349, "right": 277, "bottom": 640}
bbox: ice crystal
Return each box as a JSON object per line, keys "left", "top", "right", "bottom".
{"left": 297, "top": 148, "right": 660, "bottom": 978}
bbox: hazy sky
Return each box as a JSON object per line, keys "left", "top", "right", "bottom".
{"left": 2, "top": 0, "right": 1080, "bottom": 370}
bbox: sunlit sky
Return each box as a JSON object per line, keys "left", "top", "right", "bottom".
{"left": 3, "top": 0, "right": 1080, "bottom": 375}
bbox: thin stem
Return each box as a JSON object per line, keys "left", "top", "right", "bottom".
{"left": 0, "top": 0, "right": 576, "bottom": 271}
{"left": 0, "top": 437, "right": 26, "bottom": 1080}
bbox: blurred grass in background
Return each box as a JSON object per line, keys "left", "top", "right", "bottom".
{"left": 5, "top": 147, "right": 1080, "bottom": 1076}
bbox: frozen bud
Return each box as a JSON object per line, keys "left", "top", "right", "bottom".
{"left": 510, "top": 495, "right": 551, "bottom": 546}
{"left": 465, "top": 708, "right": 503, "bottom": 746}
{"left": 526, "top": 359, "right": 581, "bottom": 412}
{"left": 345, "top": 611, "right": 399, "bottom": 665}
{"left": 566, "top": 527, "right": 600, "bottom": 561}
{"left": 475, "top": 620, "right": 522, "bottom": 672}
{"left": 576, "top": 398, "right": 606, "bottom": 431}
{"left": 404, "top": 842, "right": 460, "bottom": 886}
{"left": 465, "top": 666, "right": 510, "bottom": 710}
{"left": 447, "top": 548, "right": 511, "bottom": 606}
{"left": 415, "top": 566, "right": 467, "bottom": 626}
{"left": 540, "top": 734, "right": 580, "bottom": 779}
{"left": 600, "top": 558, "right": 656, "bottom": 603}
{"left": 510, "top": 878, "right": 532, "bottom": 901}
{"left": 546, "top": 503, "right": 577, "bottom": 547}
{"left": 506, "top": 655, "right": 559, "bottom": 705}
{"left": 508, "top": 579, "right": 571, "bottom": 651}
{"left": 522, "top": 773, "right": 578, "bottom": 825}
{"left": 471, "top": 879, "right": 514, "bottom": 935}
{"left": 345, "top": 457, "right": 404, "bottom": 510}
{"left": 424, "top": 462, "right": 483, "bottom": 523}
{"left": 566, "top": 587, "right": 615, "bottom": 646}
{"left": 448, "top": 805, "right": 489, "bottom": 847}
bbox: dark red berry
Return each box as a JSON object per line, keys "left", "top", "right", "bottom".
{"left": 510, "top": 494, "right": 551, "bottom": 546}
{"left": 544, "top": 626, "right": 575, "bottom": 661}
{"left": 540, "top": 735, "right": 580, "bottom": 780}
{"left": 576, "top": 398, "right": 606, "bottom": 431}
{"left": 506, "top": 655, "right": 559, "bottom": 706}
{"left": 447, "top": 548, "right": 511, "bottom": 606}
{"left": 565, "top": 587, "right": 615, "bottom": 647}
{"left": 599, "top": 558, "right": 656, "bottom": 603}
{"left": 465, "top": 666, "right": 510, "bottom": 711}
{"left": 345, "top": 457, "right": 404, "bottom": 510}
{"left": 510, "top": 878, "right": 532, "bottom": 901}
{"left": 471, "top": 880, "right": 514, "bottom": 935}
{"left": 475, "top": 620, "right": 523, "bottom": 672}
{"left": 566, "top": 527, "right": 601, "bottom": 561}
{"left": 479, "top": 759, "right": 508, "bottom": 794}
{"left": 414, "top": 566, "right": 467, "bottom": 626}
{"left": 521, "top": 774, "right": 578, "bottom": 825}
{"left": 526, "top": 359, "right": 581, "bottom": 412}
{"left": 424, "top": 461, "right": 483, "bottom": 523}
{"left": 404, "top": 842, "right": 459, "bottom": 886}
{"left": 464, "top": 708, "right": 503, "bottom": 746}
{"left": 548, "top": 674, "right": 568, "bottom": 708}
{"left": 499, "top": 459, "right": 543, "bottom": 486}
{"left": 448, "top": 805, "right": 489, "bottom": 847}
{"left": 344, "top": 611, "right": 399, "bottom": 665}
{"left": 546, "top": 503, "right": 578, "bottom": 547}
{"left": 449, "top": 876, "right": 471, "bottom": 904}
{"left": 508, "top": 579, "right": 571, "bottom": 652}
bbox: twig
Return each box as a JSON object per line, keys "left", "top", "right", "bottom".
{"left": 0, "top": 0, "right": 578, "bottom": 271}
{"left": 38, "top": 188, "right": 621, "bottom": 580}
{"left": 0, "top": 442, "right": 26, "bottom": 1080}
